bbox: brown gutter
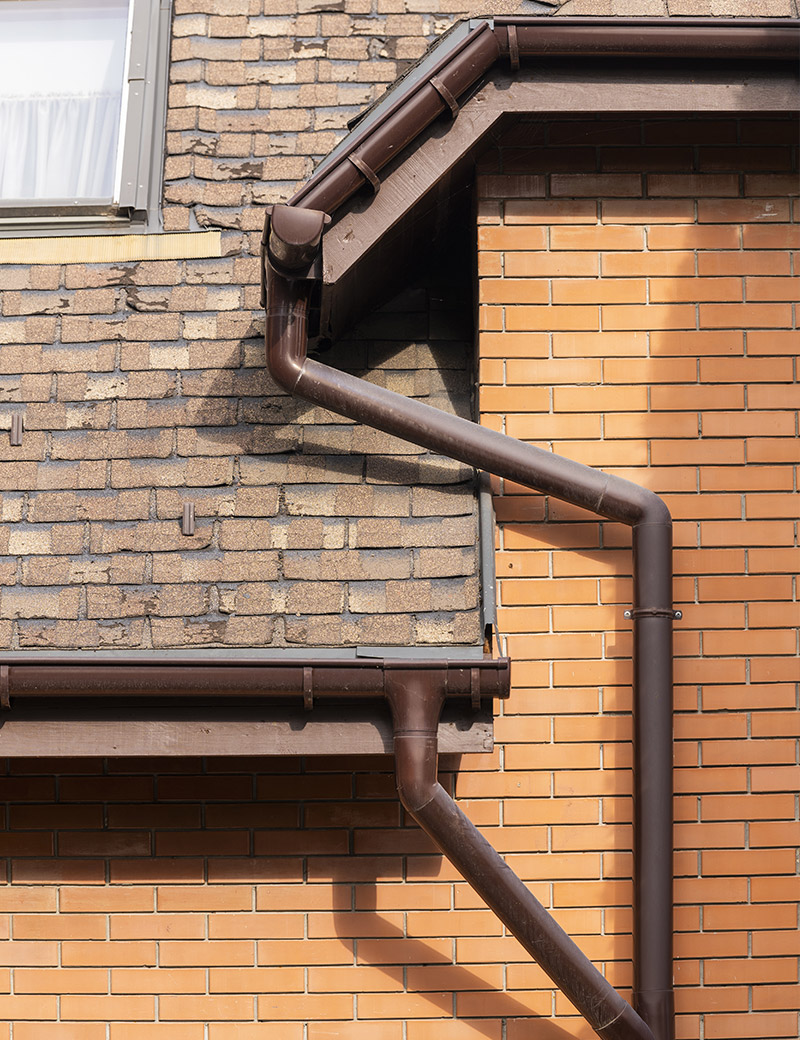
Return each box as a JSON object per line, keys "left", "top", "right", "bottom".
{"left": 263, "top": 207, "right": 675, "bottom": 1040}
{"left": 493, "top": 16, "right": 800, "bottom": 61}
{"left": 0, "top": 658, "right": 510, "bottom": 705}
{"left": 291, "top": 20, "right": 500, "bottom": 216}
{"left": 289, "top": 17, "right": 799, "bottom": 216}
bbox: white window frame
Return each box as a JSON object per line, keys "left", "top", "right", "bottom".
{"left": 0, "top": 0, "right": 171, "bottom": 236}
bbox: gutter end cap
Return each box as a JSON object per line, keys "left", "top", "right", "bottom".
{"left": 268, "top": 205, "right": 330, "bottom": 274}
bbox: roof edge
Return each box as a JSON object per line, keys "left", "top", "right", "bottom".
{"left": 287, "top": 16, "right": 800, "bottom": 219}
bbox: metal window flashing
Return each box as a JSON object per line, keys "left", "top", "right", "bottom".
{"left": 1, "top": 646, "right": 488, "bottom": 662}
{"left": 0, "top": 230, "right": 221, "bottom": 263}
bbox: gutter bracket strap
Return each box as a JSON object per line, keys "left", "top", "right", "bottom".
{"left": 470, "top": 666, "right": 481, "bottom": 710}
{"left": 348, "top": 153, "right": 380, "bottom": 194}
{"left": 508, "top": 24, "right": 520, "bottom": 72}
{"left": 624, "top": 607, "right": 682, "bottom": 620}
{"left": 430, "top": 74, "right": 460, "bottom": 118}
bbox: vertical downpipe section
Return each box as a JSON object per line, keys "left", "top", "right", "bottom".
{"left": 632, "top": 522, "right": 675, "bottom": 1039}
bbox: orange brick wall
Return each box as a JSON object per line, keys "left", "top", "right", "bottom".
{"left": 0, "top": 114, "right": 796, "bottom": 1040}
{"left": 477, "top": 115, "right": 799, "bottom": 1040}
{"left": 0, "top": 754, "right": 557, "bottom": 1040}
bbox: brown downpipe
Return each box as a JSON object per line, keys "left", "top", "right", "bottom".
{"left": 258, "top": 19, "right": 796, "bottom": 1038}
{"left": 386, "top": 669, "right": 652, "bottom": 1040}
{"left": 263, "top": 207, "right": 675, "bottom": 1040}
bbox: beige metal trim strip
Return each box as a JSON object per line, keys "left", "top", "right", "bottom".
{"left": 0, "top": 231, "right": 222, "bottom": 265}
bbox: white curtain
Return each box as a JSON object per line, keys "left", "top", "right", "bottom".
{"left": 0, "top": 94, "right": 122, "bottom": 200}
{"left": 0, "top": 0, "right": 129, "bottom": 203}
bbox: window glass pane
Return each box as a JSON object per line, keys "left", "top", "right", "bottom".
{"left": 0, "top": 0, "right": 130, "bottom": 202}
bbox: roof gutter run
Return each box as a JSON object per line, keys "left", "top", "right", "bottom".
{"left": 492, "top": 16, "right": 800, "bottom": 60}
{"left": 290, "top": 19, "right": 500, "bottom": 216}
{"left": 263, "top": 206, "right": 673, "bottom": 1040}
{"left": 0, "top": 658, "right": 510, "bottom": 704}
{"left": 287, "top": 17, "right": 798, "bottom": 218}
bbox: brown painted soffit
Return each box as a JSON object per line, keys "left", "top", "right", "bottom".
{"left": 272, "top": 16, "right": 800, "bottom": 341}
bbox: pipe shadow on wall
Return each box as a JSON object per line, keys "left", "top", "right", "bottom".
{"left": 0, "top": 754, "right": 632, "bottom": 1036}
{"left": 327, "top": 871, "right": 598, "bottom": 1038}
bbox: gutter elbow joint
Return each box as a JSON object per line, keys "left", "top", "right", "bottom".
{"left": 386, "top": 674, "right": 446, "bottom": 815}
{"left": 265, "top": 321, "right": 306, "bottom": 396}
{"left": 597, "top": 473, "right": 672, "bottom": 530}
{"left": 636, "top": 487, "right": 672, "bottom": 529}
{"left": 263, "top": 205, "right": 330, "bottom": 395}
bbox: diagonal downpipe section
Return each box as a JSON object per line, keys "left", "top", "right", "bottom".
{"left": 263, "top": 204, "right": 674, "bottom": 1040}
{"left": 386, "top": 668, "right": 653, "bottom": 1040}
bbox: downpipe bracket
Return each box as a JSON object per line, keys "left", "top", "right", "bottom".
{"left": 624, "top": 608, "right": 682, "bottom": 621}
